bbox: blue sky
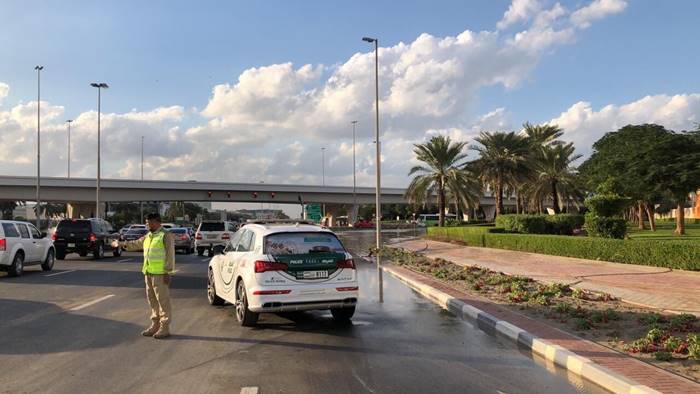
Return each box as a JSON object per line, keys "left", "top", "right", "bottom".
{"left": 1, "top": 0, "right": 699, "bottom": 192}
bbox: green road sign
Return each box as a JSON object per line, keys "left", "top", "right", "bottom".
{"left": 305, "top": 204, "right": 322, "bottom": 222}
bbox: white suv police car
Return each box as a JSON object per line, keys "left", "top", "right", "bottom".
{"left": 0, "top": 220, "right": 56, "bottom": 277}
{"left": 207, "top": 220, "right": 358, "bottom": 326}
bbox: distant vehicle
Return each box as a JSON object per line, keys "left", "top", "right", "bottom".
{"left": 207, "top": 220, "right": 358, "bottom": 326}
{"left": 122, "top": 229, "right": 148, "bottom": 241}
{"left": 0, "top": 220, "right": 56, "bottom": 277}
{"left": 52, "top": 219, "right": 121, "bottom": 260}
{"left": 353, "top": 220, "right": 374, "bottom": 229}
{"left": 169, "top": 228, "right": 195, "bottom": 254}
{"left": 161, "top": 223, "right": 176, "bottom": 229}
{"left": 119, "top": 226, "right": 131, "bottom": 235}
{"left": 129, "top": 224, "right": 147, "bottom": 231}
{"left": 195, "top": 221, "right": 237, "bottom": 256}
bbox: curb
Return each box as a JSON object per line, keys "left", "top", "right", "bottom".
{"left": 381, "top": 264, "right": 661, "bottom": 394}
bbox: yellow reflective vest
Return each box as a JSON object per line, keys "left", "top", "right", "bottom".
{"left": 142, "top": 229, "right": 167, "bottom": 274}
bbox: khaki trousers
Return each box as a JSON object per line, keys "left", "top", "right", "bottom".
{"left": 145, "top": 274, "right": 171, "bottom": 329}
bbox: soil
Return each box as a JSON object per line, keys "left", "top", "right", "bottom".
{"left": 380, "top": 246, "right": 700, "bottom": 383}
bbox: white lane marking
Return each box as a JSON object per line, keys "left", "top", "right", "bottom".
{"left": 69, "top": 294, "right": 115, "bottom": 311}
{"left": 43, "top": 270, "right": 76, "bottom": 277}
{"left": 240, "top": 387, "right": 259, "bottom": 394}
{"left": 352, "top": 369, "right": 375, "bottom": 393}
{"left": 117, "top": 259, "right": 131, "bottom": 263}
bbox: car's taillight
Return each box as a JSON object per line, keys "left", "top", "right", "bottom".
{"left": 254, "top": 260, "right": 288, "bottom": 273}
{"left": 0, "top": 238, "right": 5, "bottom": 251}
{"left": 88, "top": 233, "right": 97, "bottom": 242}
{"left": 195, "top": 233, "right": 202, "bottom": 240}
{"left": 51, "top": 233, "right": 57, "bottom": 241}
{"left": 336, "top": 286, "right": 359, "bottom": 292}
{"left": 336, "top": 259, "right": 356, "bottom": 269}
{"left": 180, "top": 235, "right": 188, "bottom": 241}
{"left": 253, "top": 290, "right": 291, "bottom": 295}
{"left": 222, "top": 233, "right": 230, "bottom": 240}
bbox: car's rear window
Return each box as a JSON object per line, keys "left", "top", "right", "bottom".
{"left": 2, "top": 223, "right": 19, "bottom": 238}
{"left": 57, "top": 220, "right": 92, "bottom": 232}
{"left": 199, "top": 222, "right": 224, "bottom": 231}
{"left": 264, "top": 232, "right": 345, "bottom": 255}
{"left": 126, "top": 229, "right": 147, "bottom": 235}
{"left": 170, "top": 228, "right": 187, "bottom": 233}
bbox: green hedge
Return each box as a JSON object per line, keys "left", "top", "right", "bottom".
{"left": 495, "top": 214, "right": 584, "bottom": 235}
{"left": 426, "top": 227, "right": 700, "bottom": 271}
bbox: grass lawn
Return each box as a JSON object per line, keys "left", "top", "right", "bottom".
{"left": 627, "top": 220, "right": 700, "bottom": 242}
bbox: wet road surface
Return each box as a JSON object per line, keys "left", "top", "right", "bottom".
{"left": 0, "top": 230, "right": 607, "bottom": 393}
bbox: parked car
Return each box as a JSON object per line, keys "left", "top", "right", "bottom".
{"left": 0, "top": 220, "right": 56, "bottom": 277}
{"left": 169, "top": 228, "right": 195, "bottom": 254}
{"left": 195, "top": 221, "right": 237, "bottom": 256}
{"left": 161, "top": 223, "right": 176, "bottom": 229}
{"left": 52, "top": 218, "right": 122, "bottom": 260}
{"left": 353, "top": 220, "right": 374, "bottom": 229}
{"left": 207, "top": 220, "right": 358, "bottom": 326}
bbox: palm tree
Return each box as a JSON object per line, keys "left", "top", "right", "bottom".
{"left": 527, "top": 143, "right": 582, "bottom": 213}
{"left": 523, "top": 122, "right": 563, "bottom": 146}
{"left": 405, "top": 135, "right": 480, "bottom": 227}
{"left": 470, "top": 131, "right": 531, "bottom": 217}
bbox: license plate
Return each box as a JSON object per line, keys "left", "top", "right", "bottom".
{"left": 68, "top": 243, "right": 75, "bottom": 248}
{"left": 301, "top": 270, "right": 328, "bottom": 279}
{"left": 206, "top": 234, "right": 217, "bottom": 239}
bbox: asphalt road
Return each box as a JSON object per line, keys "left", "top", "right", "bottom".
{"left": 0, "top": 232, "right": 607, "bottom": 394}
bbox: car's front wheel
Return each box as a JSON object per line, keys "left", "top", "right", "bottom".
{"left": 41, "top": 249, "right": 55, "bottom": 271}
{"left": 207, "top": 269, "right": 225, "bottom": 306}
{"left": 7, "top": 252, "right": 24, "bottom": 277}
{"left": 235, "top": 280, "right": 258, "bottom": 326}
{"left": 331, "top": 306, "right": 356, "bottom": 322}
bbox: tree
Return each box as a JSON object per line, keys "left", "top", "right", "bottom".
{"left": 523, "top": 122, "right": 563, "bottom": 146}
{"left": 405, "top": 135, "right": 480, "bottom": 227}
{"left": 470, "top": 131, "right": 530, "bottom": 217}
{"left": 527, "top": 143, "right": 582, "bottom": 214}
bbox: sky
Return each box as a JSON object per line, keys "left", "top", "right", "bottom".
{"left": 1, "top": 0, "right": 699, "bottom": 200}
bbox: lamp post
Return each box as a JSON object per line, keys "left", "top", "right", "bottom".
{"left": 35, "top": 66, "right": 43, "bottom": 229}
{"left": 363, "top": 36, "right": 382, "bottom": 302}
{"left": 90, "top": 82, "right": 108, "bottom": 218}
{"left": 351, "top": 120, "right": 358, "bottom": 223}
{"left": 321, "top": 147, "right": 326, "bottom": 218}
{"left": 140, "top": 135, "right": 144, "bottom": 223}
{"left": 66, "top": 120, "right": 73, "bottom": 178}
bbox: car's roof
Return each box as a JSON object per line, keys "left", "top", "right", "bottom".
{"left": 242, "top": 223, "right": 333, "bottom": 237}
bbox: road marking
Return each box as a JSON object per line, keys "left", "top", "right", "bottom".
{"left": 43, "top": 270, "right": 76, "bottom": 277}
{"left": 240, "top": 387, "right": 258, "bottom": 394}
{"left": 117, "top": 259, "right": 131, "bottom": 263}
{"left": 69, "top": 294, "right": 115, "bottom": 311}
{"left": 352, "top": 369, "right": 375, "bottom": 393}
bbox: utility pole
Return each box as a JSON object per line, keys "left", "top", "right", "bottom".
{"left": 35, "top": 65, "right": 44, "bottom": 230}
{"left": 141, "top": 135, "right": 144, "bottom": 223}
{"left": 90, "top": 82, "right": 109, "bottom": 218}
{"left": 351, "top": 120, "right": 358, "bottom": 224}
{"left": 66, "top": 120, "right": 73, "bottom": 178}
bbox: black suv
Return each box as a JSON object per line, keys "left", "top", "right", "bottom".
{"left": 53, "top": 218, "right": 121, "bottom": 260}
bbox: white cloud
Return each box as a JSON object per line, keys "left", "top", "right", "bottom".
{"left": 0, "top": 82, "right": 8, "bottom": 105}
{"left": 497, "top": 0, "right": 543, "bottom": 30}
{"left": 551, "top": 94, "right": 700, "bottom": 157}
{"left": 570, "top": 0, "right": 627, "bottom": 29}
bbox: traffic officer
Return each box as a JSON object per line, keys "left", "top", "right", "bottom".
{"left": 113, "top": 213, "right": 175, "bottom": 339}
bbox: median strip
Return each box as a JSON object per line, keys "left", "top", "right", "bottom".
{"left": 69, "top": 294, "right": 115, "bottom": 312}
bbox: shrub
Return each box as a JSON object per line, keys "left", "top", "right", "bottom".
{"left": 495, "top": 214, "right": 584, "bottom": 235}
{"left": 669, "top": 314, "right": 697, "bottom": 331}
{"left": 653, "top": 351, "right": 673, "bottom": 361}
{"left": 688, "top": 334, "right": 700, "bottom": 360}
{"left": 663, "top": 336, "right": 684, "bottom": 353}
{"left": 584, "top": 194, "right": 631, "bottom": 217}
{"left": 583, "top": 213, "right": 627, "bottom": 239}
{"left": 574, "top": 318, "right": 592, "bottom": 330}
{"left": 426, "top": 228, "right": 700, "bottom": 271}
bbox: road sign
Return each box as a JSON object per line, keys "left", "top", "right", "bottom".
{"left": 305, "top": 204, "right": 322, "bottom": 222}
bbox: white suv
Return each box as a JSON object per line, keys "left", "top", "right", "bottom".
{"left": 207, "top": 221, "right": 358, "bottom": 326}
{"left": 0, "top": 220, "right": 56, "bottom": 277}
{"left": 195, "top": 221, "right": 237, "bottom": 256}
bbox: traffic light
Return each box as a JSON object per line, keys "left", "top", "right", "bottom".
{"left": 227, "top": 192, "right": 231, "bottom": 198}
{"left": 207, "top": 191, "right": 212, "bottom": 198}
{"left": 252, "top": 192, "right": 258, "bottom": 198}
{"left": 270, "top": 192, "right": 276, "bottom": 199}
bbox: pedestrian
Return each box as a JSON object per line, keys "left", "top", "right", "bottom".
{"left": 113, "top": 213, "right": 175, "bottom": 339}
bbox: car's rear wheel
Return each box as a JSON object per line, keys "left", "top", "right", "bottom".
{"left": 207, "top": 269, "right": 225, "bottom": 306}
{"left": 93, "top": 243, "right": 104, "bottom": 260}
{"left": 112, "top": 246, "right": 122, "bottom": 257}
{"left": 78, "top": 251, "right": 88, "bottom": 257}
{"left": 235, "top": 280, "right": 258, "bottom": 326}
{"left": 41, "top": 249, "right": 55, "bottom": 271}
{"left": 8, "top": 252, "right": 24, "bottom": 277}
{"left": 331, "top": 306, "right": 355, "bottom": 322}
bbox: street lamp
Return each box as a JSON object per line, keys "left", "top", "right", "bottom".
{"left": 351, "top": 120, "right": 358, "bottom": 217}
{"left": 140, "top": 135, "right": 144, "bottom": 223}
{"left": 66, "top": 120, "right": 73, "bottom": 178}
{"left": 35, "top": 66, "right": 43, "bottom": 229}
{"left": 90, "top": 82, "right": 109, "bottom": 218}
{"left": 363, "top": 36, "right": 382, "bottom": 302}
{"left": 321, "top": 147, "right": 326, "bottom": 186}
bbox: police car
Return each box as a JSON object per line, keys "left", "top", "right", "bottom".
{"left": 207, "top": 220, "right": 358, "bottom": 326}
